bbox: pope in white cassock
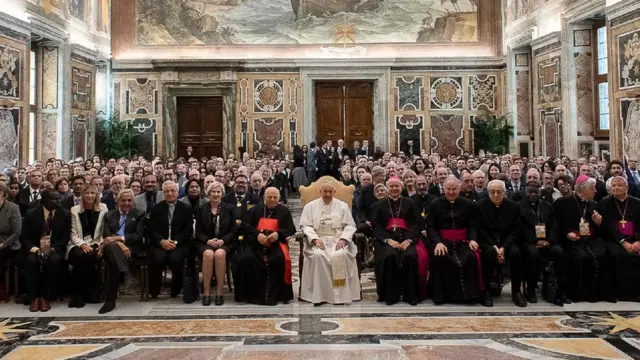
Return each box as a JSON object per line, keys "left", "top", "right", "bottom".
{"left": 299, "top": 181, "right": 361, "bottom": 305}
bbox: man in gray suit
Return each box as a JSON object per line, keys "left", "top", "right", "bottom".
{"left": 134, "top": 174, "right": 164, "bottom": 215}
{"left": 307, "top": 142, "right": 317, "bottom": 183}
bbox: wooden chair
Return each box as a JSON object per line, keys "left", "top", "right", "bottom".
{"left": 296, "top": 176, "right": 366, "bottom": 297}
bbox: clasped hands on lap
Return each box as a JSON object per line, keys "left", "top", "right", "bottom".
{"left": 386, "top": 239, "right": 411, "bottom": 252}
{"left": 258, "top": 233, "right": 278, "bottom": 247}
{"left": 312, "top": 238, "right": 348, "bottom": 251}
{"left": 434, "top": 240, "right": 479, "bottom": 256}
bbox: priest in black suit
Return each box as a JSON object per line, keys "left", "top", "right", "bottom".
{"left": 146, "top": 181, "right": 194, "bottom": 298}
{"left": 222, "top": 174, "right": 261, "bottom": 231}
{"left": 477, "top": 180, "right": 525, "bottom": 307}
{"left": 410, "top": 175, "right": 436, "bottom": 230}
{"left": 22, "top": 189, "right": 71, "bottom": 312}
{"left": 99, "top": 188, "right": 146, "bottom": 314}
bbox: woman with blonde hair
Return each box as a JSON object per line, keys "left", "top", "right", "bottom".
{"left": 195, "top": 181, "right": 237, "bottom": 306}
{"left": 67, "top": 183, "right": 108, "bottom": 308}
{"left": 402, "top": 170, "right": 417, "bottom": 197}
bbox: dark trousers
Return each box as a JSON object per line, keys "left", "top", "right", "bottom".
{"left": 68, "top": 246, "right": 99, "bottom": 298}
{"left": 24, "top": 251, "right": 62, "bottom": 301}
{"left": 524, "top": 244, "right": 567, "bottom": 291}
{"left": 481, "top": 245, "right": 523, "bottom": 293}
{"left": 103, "top": 242, "right": 132, "bottom": 302}
{"left": 148, "top": 245, "right": 190, "bottom": 297}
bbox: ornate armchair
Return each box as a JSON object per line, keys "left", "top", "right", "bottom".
{"left": 295, "top": 176, "right": 367, "bottom": 296}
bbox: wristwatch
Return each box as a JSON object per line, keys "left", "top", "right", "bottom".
{"left": 407, "top": 239, "right": 414, "bottom": 244}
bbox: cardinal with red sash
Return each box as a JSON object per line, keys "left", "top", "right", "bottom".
{"left": 427, "top": 176, "right": 484, "bottom": 305}
{"left": 554, "top": 175, "right": 614, "bottom": 302}
{"left": 598, "top": 176, "right": 640, "bottom": 301}
{"left": 372, "top": 177, "right": 424, "bottom": 305}
{"left": 233, "top": 187, "right": 296, "bottom": 305}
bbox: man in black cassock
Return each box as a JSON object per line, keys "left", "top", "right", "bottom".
{"left": 460, "top": 172, "right": 482, "bottom": 202}
{"left": 372, "top": 177, "right": 423, "bottom": 305}
{"left": 233, "top": 187, "right": 296, "bottom": 305}
{"left": 598, "top": 176, "right": 640, "bottom": 301}
{"left": 427, "top": 176, "right": 484, "bottom": 305}
{"left": 411, "top": 175, "right": 437, "bottom": 227}
{"left": 554, "top": 175, "right": 615, "bottom": 302}
{"left": 519, "top": 182, "right": 570, "bottom": 306}
{"left": 477, "top": 180, "right": 525, "bottom": 307}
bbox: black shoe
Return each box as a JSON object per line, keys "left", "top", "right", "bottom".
{"left": 482, "top": 292, "right": 493, "bottom": 307}
{"left": 605, "top": 296, "right": 618, "bottom": 303}
{"left": 99, "top": 301, "right": 116, "bottom": 314}
{"left": 214, "top": 295, "right": 224, "bottom": 306}
{"left": 313, "top": 302, "right": 324, "bottom": 307}
{"left": 525, "top": 290, "right": 537, "bottom": 304}
{"left": 202, "top": 296, "right": 211, "bottom": 306}
{"left": 170, "top": 291, "right": 180, "bottom": 298}
{"left": 513, "top": 293, "right": 527, "bottom": 307}
{"left": 408, "top": 300, "right": 418, "bottom": 306}
{"left": 68, "top": 296, "right": 78, "bottom": 308}
{"left": 559, "top": 291, "right": 572, "bottom": 304}
{"left": 88, "top": 289, "right": 102, "bottom": 304}
{"left": 76, "top": 296, "right": 85, "bottom": 308}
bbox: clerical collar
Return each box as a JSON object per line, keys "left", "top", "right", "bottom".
{"left": 615, "top": 196, "right": 629, "bottom": 203}
{"left": 389, "top": 195, "right": 402, "bottom": 202}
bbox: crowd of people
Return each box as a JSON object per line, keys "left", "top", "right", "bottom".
{"left": 0, "top": 139, "right": 639, "bottom": 313}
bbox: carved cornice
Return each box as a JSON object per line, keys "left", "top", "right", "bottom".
{"left": 0, "top": 12, "right": 30, "bottom": 43}
{"left": 70, "top": 44, "right": 98, "bottom": 65}
{"left": 607, "top": 0, "right": 640, "bottom": 28}
{"left": 531, "top": 32, "right": 562, "bottom": 56}
{"left": 563, "top": 0, "right": 605, "bottom": 23}
{"left": 29, "top": 13, "right": 68, "bottom": 43}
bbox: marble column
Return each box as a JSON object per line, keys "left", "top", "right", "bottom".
{"left": 508, "top": 47, "right": 534, "bottom": 157}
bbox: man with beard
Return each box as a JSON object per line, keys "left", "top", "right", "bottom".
{"left": 371, "top": 177, "right": 423, "bottom": 305}
{"left": 519, "top": 182, "right": 570, "bottom": 305}
{"left": 476, "top": 180, "right": 525, "bottom": 307}
{"left": 554, "top": 175, "right": 614, "bottom": 302}
{"left": 222, "top": 174, "right": 261, "bottom": 229}
{"left": 233, "top": 187, "right": 296, "bottom": 305}
{"left": 411, "top": 175, "right": 437, "bottom": 226}
{"left": 427, "top": 176, "right": 483, "bottom": 306}
{"left": 134, "top": 174, "right": 164, "bottom": 216}
{"left": 598, "top": 176, "right": 640, "bottom": 301}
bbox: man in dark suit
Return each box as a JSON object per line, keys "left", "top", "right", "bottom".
{"left": 249, "top": 171, "right": 265, "bottom": 199}
{"left": 61, "top": 175, "right": 86, "bottom": 210}
{"left": 358, "top": 140, "right": 373, "bottom": 158}
{"left": 101, "top": 175, "right": 126, "bottom": 211}
{"left": 307, "top": 142, "right": 318, "bottom": 183}
{"left": 505, "top": 164, "right": 525, "bottom": 194}
{"left": 22, "top": 190, "right": 71, "bottom": 312}
{"left": 223, "top": 174, "right": 261, "bottom": 230}
{"left": 428, "top": 167, "right": 449, "bottom": 198}
{"left": 357, "top": 166, "right": 386, "bottom": 236}
{"left": 20, "top": 169, "right": 43, "bottom": 213}
{"left": 99, "top": 188, "right": 146, "bottom": 314}
{"left": 315, "top": 142, "right": 329, "bottom": 178}
{"left": 146, "top": 181, "right": 194, "bottom": 298}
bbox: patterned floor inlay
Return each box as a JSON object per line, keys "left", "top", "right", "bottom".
{"left": 3, "top": 344, "right": 108, "bottom": 360}
{"left": 322, "top": 315, "right": 585, "bottom": 335}
{"left": 515, "top": 338, "right": 631, "bottom": 360}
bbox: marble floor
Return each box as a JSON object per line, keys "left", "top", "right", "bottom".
{"left": 2, "top": 198, "right": 640, "bottom": 359}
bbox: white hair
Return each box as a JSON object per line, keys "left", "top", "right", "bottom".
{"left": 162, "top": 180, "right": 179, "bottom": 192}
{"left": 206, "top": 181, "right": 226, "bottom": 196}
{"left": 606, "top": 177, "right": 613, "bottom": 192}
{"left": 575, "top": 177, "right": 597, "bottom": 194}
{"left": 487, "top": 179, "right": 506, "bottom": 191}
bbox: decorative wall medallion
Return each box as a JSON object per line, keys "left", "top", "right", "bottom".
{"left": 289, "top": 78, "right": 298, "bottom": 114}
{"left": 395, "top": 76, "right": 423, "bottom": 111}
{"left": 469, "top": 75, "right": 497, "bottom": 111}
{"left": 515, "top": 53, "right": 529, "bottom": 67}
{"left": 599, "top": 143, "right": 611, "bottom": 161}
{"left": 516, "top": 70, "right": 531, "bottom": 136}
{"left": 537, "top": 56, "right": 561, "bottom": 104}
{"left": 253, "top": 80, "right": 284, "bottom": 113}
{"left": 573, "top": 29, "right": 591, "bottom": 47}
{"left": 130, "top": 118, "right": 157, "bottom": 158}
{"left": 0, "top": 44, "right": 21, "bottom": 99}
{"left": 72, "top": 67, "right": 92, "bottom": 111}
{"left": 0, "top": 108, "right": 19, "bottom": 169}
{"left": 574, "top": 52, "right": 594, "bottom": 136}
{"left": 42, "top": 47, "right": 58, "bottom": 109}
{"left": 253, "top": 118, "right": 283, "bottom": 157}
{"left": 430, "top": 114, "right": 463, "bottom": 156}
{"left": 621, "top": 97, "right": 640, "bottom": 158}
{"left": 395, "top": 115, "right": 424, "bottom": 155}
{"left": 430, "top": 77, "right": 463, "bottom": 110}
{"left": 126, "top": 78, "right": 158, "bottom": 115}
{"left": 239, "top": 79, "right": 249, "bottom": 115}
{"left": 619, "top": 31, "right": 640, "bottom": 90}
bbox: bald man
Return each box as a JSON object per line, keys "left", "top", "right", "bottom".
{"left": 233, "top": 187, "right": 296, "bottom": 305}
{"left": 427, "top": 176, "right": 484, "bottom": 305}
{"left": 147, "top": 181, "right": 194, "bottom": 299}
{"left": 299, "top": 181, "right": 360, "bottom": 305}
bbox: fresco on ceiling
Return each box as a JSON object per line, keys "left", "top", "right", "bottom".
{"left": 135, "top": 0, "right": 479, "bottom": 45}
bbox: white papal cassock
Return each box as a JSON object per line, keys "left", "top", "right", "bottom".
{"left": 299, "top": 197, "right": 361, "bottom": 304}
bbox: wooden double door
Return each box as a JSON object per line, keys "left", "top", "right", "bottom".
{"left": 315, "top": 81, "right": 373, "bottom": 147}
{"left": 177, "top": 97, "right": 223, "bottom": 158}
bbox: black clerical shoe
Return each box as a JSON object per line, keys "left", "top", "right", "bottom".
{"left": 408, "top": 300, "right": 418, "bottom": 306}
{"left": 525, "top": 290, "right": 537, "bottom": 304}
{"left": 513, "top": 293, "right": 527, "bottom": 308}
{"left": 214, "top": 295, "right": 224, "bottom": 306}
{"left": 99, "top": 301, "right": 116, "bottom": 314}
{"left": 605, "top": 296, "right": 618, "bottom": 303}
{"left": 558, "top": 291, "right": 572, "bottom": 304}
{"left": 481, "top": 292, "right": 494, "bottom": 307}
{"left": 202, "top": 296, "right": 211, "bottom": 306}
{"left": 88, "top": 289, "right": 102, "bottom": 304}
{"left": 68, "top": 296, "right": 78, "bottom": 308}
{"left": 76, "top": 296, "right": 85, "bottom": 308}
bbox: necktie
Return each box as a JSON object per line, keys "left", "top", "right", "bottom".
{"left": 74, "top": 197, "right": 80, "bottom": 206}
{"left": 44, "top": 211, "right": 53, "bottom": 235}
{"left": 117, "top": 213, "right": 127, "bottom": 236}
{"left": 32, "top": 191, "right": 38, "bottom": 202}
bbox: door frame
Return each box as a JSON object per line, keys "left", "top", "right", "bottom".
{"left": 301, "top": 68, "right": 390, "bottom": 150}
{"left": 162, "top": 85, "right": 235, "bottom": 159}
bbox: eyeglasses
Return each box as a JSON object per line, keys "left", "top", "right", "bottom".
{"left": 489, "top": 190, "right": 505, "bottom": 195}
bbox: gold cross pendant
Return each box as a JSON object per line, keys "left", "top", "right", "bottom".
{"left": 393, "top": 223, "right": 397, "bottom": 232}
{"left": 621, "top": 219, "right": 627, "bottom": 229}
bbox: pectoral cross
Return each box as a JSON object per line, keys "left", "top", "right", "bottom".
{"left": 393, "top": 221, "right": 397, "bottom": 232}
{"left": 621, "top": 219, "right": 627, "bottom": 229}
